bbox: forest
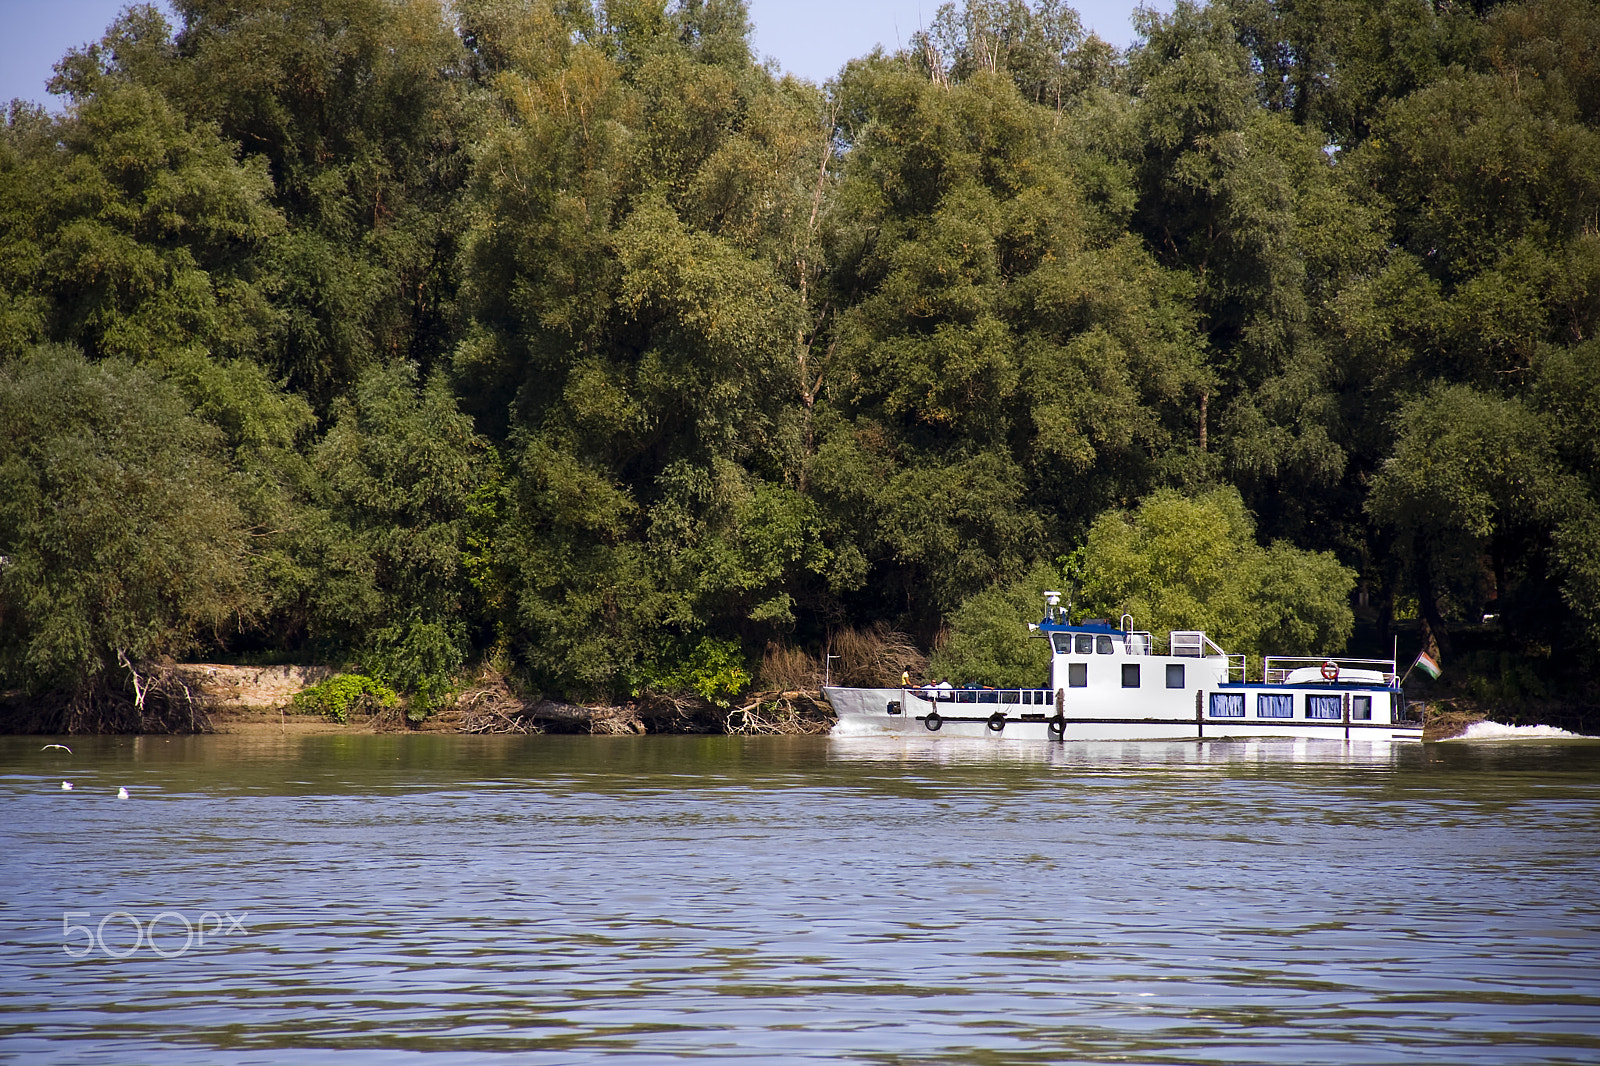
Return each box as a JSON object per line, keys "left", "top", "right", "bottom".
{"left": 2, "top": 0, "right": 1598, "bottom": 729}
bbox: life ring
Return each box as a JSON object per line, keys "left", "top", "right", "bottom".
{"left": 987, "top": 711, "right": 1006, "bottom": 733}
{"left": 1047, "top": 715, "right": 1066, "bottom": 738}
{"left": 1320, "top": 660, "right": 1340, "bottom": 682}
{"left": 924, "top": 712, "right": 942, "bottom": 732}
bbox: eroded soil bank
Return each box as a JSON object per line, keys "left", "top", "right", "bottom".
{"left": 168, "top": 664, "right": 835, "bottom": 737}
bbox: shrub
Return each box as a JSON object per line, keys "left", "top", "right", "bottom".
{"left": 291, "top": 674, "right": 399, "bottom": 724}
{"left": 638, "top": 637, "right": 751, "bottom": 707}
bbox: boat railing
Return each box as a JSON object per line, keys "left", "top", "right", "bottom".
{"left": 1123, "top": 631, "right": 1155, "bottom": 655}
{"left": 1170, "top": 630, "right": 1229, "bottom": 659}
{"left": 1223, "top": 654, "right": 1246, "bottom": 683}
{"left": 905, "top": 687, "right": 1055, "bottom": 707}
{"left": 1263, "top": 656, "right": 1398, "bottom": 686}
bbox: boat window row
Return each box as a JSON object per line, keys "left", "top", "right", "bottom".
{"left": 1064, "top": 664, "right": 1186, "bottom": 689}
{"left": 1051, "top": 633, "right": 1122, "bottom": 655}
{"left": 1208, "top": 693, "right": 1374, "bottom": 720}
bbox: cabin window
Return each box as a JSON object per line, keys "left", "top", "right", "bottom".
{"left": 1208, "top": 693, "right": 1245, "bottom": 717}
{"left": 1352, "top": 695, "right": 1372, "bottom": 721}
{"left": 1096, "top": 635, "right": 1115, "bottom": 654}
{"left": 1051, "top": 633, "right": 1072, "bottom": 654}
{"left": 1068, "top": 663, "right": 1088, "bottom": 688}
{"left": 1257, "top": 693, "right": 1294, "bottom": 718}
{"left": 1074, "top": 634, "right": 1094, "bottom": 654}
{"left": 1166, "top": 664, "right": 1185, "bottom": 688}
{"left": 1307, "top": 695, "right": 1342, "bottom": 719}
{"left": 1121, "top": 664, "right": 1140, "bottom": 688}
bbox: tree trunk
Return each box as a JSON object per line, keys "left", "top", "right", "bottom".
{"left": 1413, "top": 531, "right": 1451, "bottom": 659}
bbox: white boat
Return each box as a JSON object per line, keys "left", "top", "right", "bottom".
{"left": 826, "top": 592, "right": 1423, "bottom": 743}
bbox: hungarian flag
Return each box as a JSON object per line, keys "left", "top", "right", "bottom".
{"left": 1415, "top": 651, "right": 1441, "bottom": 679}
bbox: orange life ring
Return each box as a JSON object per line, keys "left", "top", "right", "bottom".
{"left": 1320, "top": 660, "right": 1340, "bottom": 682}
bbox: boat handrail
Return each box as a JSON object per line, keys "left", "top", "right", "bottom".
{"left": 1170, "top": 630, "right": 1229, "bottom": 659}
{"left": 1123, "top": 631, "right": 1154, "bottom": 655}
{"left": 1223, "top": 654, "right": 1246, "bottom": 683}
{"left": 904, "top": 686, "right": 1055, "bottom": 706}
{"left": 1263, "top": 655, "right": 1398, "bottom": 686}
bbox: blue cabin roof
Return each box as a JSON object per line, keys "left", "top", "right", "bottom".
{"left": 1037, "top": 620, "right": 1125, "bottom": 635}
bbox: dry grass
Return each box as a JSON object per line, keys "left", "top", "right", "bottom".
{"left": 759, "top": 643, "right": 823, "bottom": 690}
{"left": 828, "top": 623, "right": 928, "bottom": 687}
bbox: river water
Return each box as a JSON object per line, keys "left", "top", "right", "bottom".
{"left": 2, "top": 733, "right": 1598, "bottom": 1064}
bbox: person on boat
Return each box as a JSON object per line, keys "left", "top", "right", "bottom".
{"left": 936, "top": 678, "right": 953, "bottom": 701}
{"left": 901, "top": 667, "right": 911, "bottom": 687}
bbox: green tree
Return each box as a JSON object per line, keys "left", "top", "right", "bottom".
{"left": 0, "top": 346, "right": 256, "bottom": 696}
{"left": 1367, "top": 384, "right": 1575, "bottom": 655}
{"left": 1076, "top": 486, "right": 1356, "bottom": 656}
{"left": 287, "top": 362, "right": 496, "bottom": 708}
{"left": 160, "top": 0, "right": 476, "bottom": 404}
{"left": 927, "top": 561, "right": 1056, "bottom": 686}
{"left": 0, "top": 72, "right": 280, "bottom": 365}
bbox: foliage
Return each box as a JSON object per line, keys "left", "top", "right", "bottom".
{"left": 0, "top": 347, "right": 256, "bottom": 692}
{"left": 1076, "top": 487, "right": 1356, "bottom": 656}
{"left": 636, "top": 637, "right": 752, "bottom": 707}
{"left": 5, "top": 0, "right": 1600, "bottom": 717}
{"left": 929, "top": 563, "right": 1057, "bottom": 687}
{"left": 291, "top": 673, "right": 399, "bottom": 724}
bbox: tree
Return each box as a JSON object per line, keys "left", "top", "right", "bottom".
{"left": 928, "top": 562, "right": 1056, "bottom": 686}
{"left": 1076, "top": 486, "right": 1356, "bottom": 656}
{"left": 295, "top": 362, "right": 497, "bottom": 708}
{"left": 165, "top": 0, "right": 476, "bottom": 404}
{"left": 0, "top": 347, "right": 256, "bottom": 703}
{"left": 0, "top": 73, "right": 280, "bottom": 365}
{"left": 1367, "top": 384, "right": 1576, "bottom": 656}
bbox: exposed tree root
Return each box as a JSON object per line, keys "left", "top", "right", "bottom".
{"left": 1, "top": 659, "right": 214, "bottom": 735}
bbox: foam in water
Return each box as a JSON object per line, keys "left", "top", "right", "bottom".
{"left": 1445, "top": 720, "right": 1596, "bottom": 741}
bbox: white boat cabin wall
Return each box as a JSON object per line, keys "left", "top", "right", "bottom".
{"left": 825, "top": 591, "right": 1422, "bottom": 742}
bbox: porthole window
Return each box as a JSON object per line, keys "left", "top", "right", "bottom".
{"left": 1068, "top": 663, "right": 1088, "bottom": 688}
{"left": 1166, "top": 664, "right": 1184, "bottom": 688}
{"left": 1352, "top": 695, "right": 1372, "bottom": 721}
{"left": 1121, "top": 664, "right": 1140, "bottom": 688}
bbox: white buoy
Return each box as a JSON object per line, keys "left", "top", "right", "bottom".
{"left": 117, "top": 787, "right": 129, "bottom": 799}
{"left": 61, "top": 781, "right": 73, "bottom": 791}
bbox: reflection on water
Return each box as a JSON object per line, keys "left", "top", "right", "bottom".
{"left": 2, "top": 733, "right": 1598, "bottom": 1064}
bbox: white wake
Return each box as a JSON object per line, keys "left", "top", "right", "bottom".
{"left": 1443, "top": 720, "right": 1597, "bottom": 741}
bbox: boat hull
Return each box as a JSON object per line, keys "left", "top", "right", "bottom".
{"left": 825, "top": 687, "right": 1424, "bottom": 743}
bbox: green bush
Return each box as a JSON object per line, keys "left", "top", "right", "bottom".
{"left": 637, "top": 638, "right": 752, "bottom": 707}
{"left": 291, "top": 674, "right": 400, "bottom": 724}
{"left": 366, "top": 617, "right": 465, "bottom": 720}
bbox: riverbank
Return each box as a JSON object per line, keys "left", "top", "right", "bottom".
{"left": 186, "top": 664, "right": 835, "bottom": 738}
{"left": 4, "top": 662, "right": 1584, "bottom": 739}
